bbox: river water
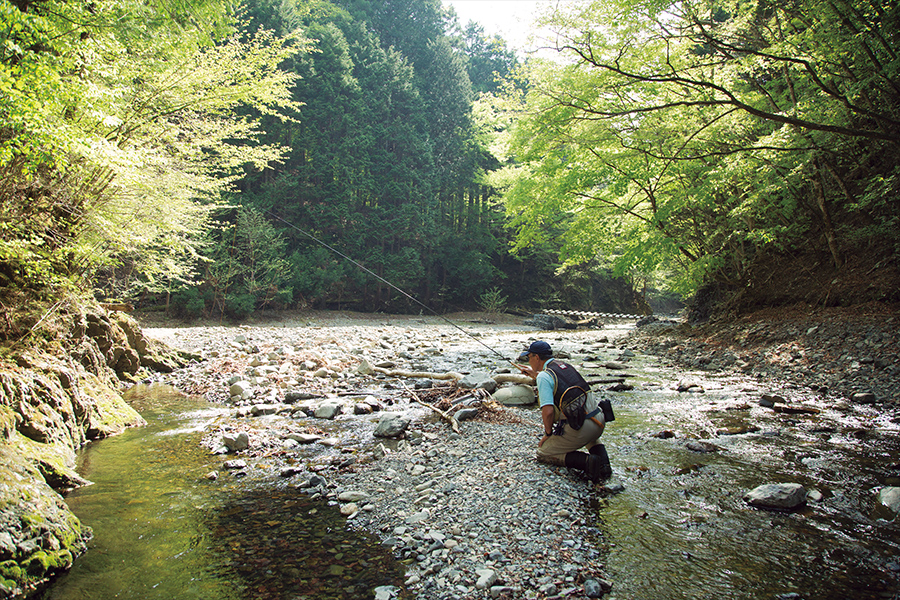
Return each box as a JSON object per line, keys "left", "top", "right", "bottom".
{"left": 40, "top": 385, "right": 407, "bottom": 600}
{"left": 41, "top": 325, "right": 900, "bottom": 599}
{"left": 590, "top": 355, "right": 900, "bottom": 600}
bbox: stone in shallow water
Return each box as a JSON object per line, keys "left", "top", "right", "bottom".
{"left": 374, "top": 413, "right": 409, "bottom": 438}
{"left": 314, "top": 401, "right": 341, "bottom": 419}
{"left": 743, "top": 483, "right": 807, "bottom": 509}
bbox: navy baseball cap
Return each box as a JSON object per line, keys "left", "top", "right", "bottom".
{"left": 517, "top": 340, "right": 552, "bottom": 361}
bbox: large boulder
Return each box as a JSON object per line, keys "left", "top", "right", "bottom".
{"left": 492, "top": 385, "right": 536, "bottom": 406}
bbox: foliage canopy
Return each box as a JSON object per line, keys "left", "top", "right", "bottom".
{"left": 503, "top": 0, "right": 900, "bottom": 306}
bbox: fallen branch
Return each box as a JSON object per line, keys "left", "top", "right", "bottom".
{"left": 397, "top": 380, "right": 461, "bottom": 434}
{"left": 494, "top": 373, "right": 535, "bottom": 385}
{"left": 373, "top": 367, "right": 464, "bottom": 380}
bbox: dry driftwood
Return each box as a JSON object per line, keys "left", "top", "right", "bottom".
{"left": 397, "top": 380, "right": 461, "bottom": 434}
{"left": 494, "top": 373, "right": 535, "bottom": 385}
{"left": 372, "top": 367, "right": 464, "bottom": 380}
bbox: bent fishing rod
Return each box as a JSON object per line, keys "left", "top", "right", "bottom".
{"left": 264, "top": 210, "right": 528, "bottom": 371}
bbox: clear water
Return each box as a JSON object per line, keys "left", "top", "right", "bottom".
{"left": 41, "top": 385, "right": 407, "bottom": 600}
{"left": 590, "top": 359, "right": 900, "bottom": 600}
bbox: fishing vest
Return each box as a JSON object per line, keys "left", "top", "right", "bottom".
{"left": 546, "top": 361, "right": 591, "bottom": 429}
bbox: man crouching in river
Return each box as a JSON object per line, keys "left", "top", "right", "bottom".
{"left": 517, "top": 341, "right": 612, "bottom": 483}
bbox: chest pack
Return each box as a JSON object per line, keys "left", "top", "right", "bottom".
{"left": 546, "top": 361, "right": 590, "bottom": 430}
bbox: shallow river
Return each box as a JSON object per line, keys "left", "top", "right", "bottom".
{"left": 40, "top": 386, "right": 406, "bottom": 600}
{"left": 42, "top": 324, "right": 900, "bottom": 599}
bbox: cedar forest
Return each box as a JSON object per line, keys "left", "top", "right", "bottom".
{"left": 1, "top": 0, "right": 898, "bottom": 332}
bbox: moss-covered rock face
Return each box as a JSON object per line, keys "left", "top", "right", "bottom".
{"left": 0, "top": 304, "right": 190, "bottom": 599}
{"left": 0, "top": 448, "right": 90, "bottom": 598}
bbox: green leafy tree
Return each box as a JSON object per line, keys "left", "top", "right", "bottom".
{"left": 503, "top": 0, "right": 900, "bottom": 303}
{"left": 0, "top": 0, "right": 306, "bottom": 322}
{"left": 205, "top": 207, "right": 292, "bottom": 318}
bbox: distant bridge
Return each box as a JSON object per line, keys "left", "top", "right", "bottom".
{"left": 542, "top": 309, "right": 647, "bottom": 321}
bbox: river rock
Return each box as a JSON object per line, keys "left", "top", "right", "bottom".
{"left": 476, "top": 569, "right": 498, "bottom": 589}
{"left": 604, "top": 361, "right": 629, "bottom": 370}
{"left": 492, "top": 385, "right": 535, "bottom": 405}
{"left": 583, "top": 578, "right": 603, "bottom": 598}
{"left": 686, "top": 440, "right": 721, "bottom": 453}
{"left": 454, "top": 407, "right": 480, "bottom": 421}
{"left": 744, "top": 483, "right": 807, "bottom": 509}
{"left": 338, "top": 491, "right": 369, "bottom": 502}
{"left": 677, "top": 377, "right": 704, "bottom": 392}
{"left": 286, "top": 433, "right": 322, "bottom": 444}
{"left": 877, "top": 487, "right": 900, "bottom": 516}
{"left": 314, "top": 401, "right": 342, "bottom": 419}
{"left": 356, "top": 358, "right": 375, "bottom": 375}
{"left": 374, "top": 414, "right": 409, "bottom": 438}
{"left": 373, "top": 585, "right": 399, "bottom": 600}
{"left": 852, "top": 392, "right": 877, "bottom": 404}
{"left": 458, "top": 372, "right": 497, "bottom": 393}
{"left": 250, "top": 403, "right": 283, "bottom": 416}
{"left": 284, "top": 390, "right": 319, "bottom": 403}
{"left": 229, "top": 380, "right": 252, "bottom": 399}
{"left": 354, "top": 402, "right": 374, "bottom": 415}
{"left": 223, "top": 432, "right": 249, "bottom": 452}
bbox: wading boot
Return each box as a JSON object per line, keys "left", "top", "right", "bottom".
{"left": 566, "top": 451, "right": 603, "bottom": 484}
{"left": 590, "top": 444, "right": 612, "bottom": 480}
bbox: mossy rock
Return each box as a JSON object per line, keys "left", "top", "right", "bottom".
{"left": 80, "top": 372, "right": 145, "bottom": 439}
{"left": 12, "top": 434, "right": 88, "bottom": 489}
{"left": 0, "top": 447, "right": 90, "bottom": 596}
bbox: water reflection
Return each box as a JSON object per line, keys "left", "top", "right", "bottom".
{"left": 42, "top": 385, "right": 406, "bottom": 600}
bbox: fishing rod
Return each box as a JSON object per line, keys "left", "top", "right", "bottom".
{"left": 264, "top": 209, "right": 526, "bottom": 370}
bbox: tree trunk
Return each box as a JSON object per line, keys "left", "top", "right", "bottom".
{"left": 812, "top": 158, "right": 843, "bottom": 268}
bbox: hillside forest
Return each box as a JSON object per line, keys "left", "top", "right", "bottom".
{"left": 1, "top": 0, "right": 898, "bottom": 332}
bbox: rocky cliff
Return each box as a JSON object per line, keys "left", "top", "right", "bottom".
{"left": 0, "top": 307, "right": 193, "bottom": 598}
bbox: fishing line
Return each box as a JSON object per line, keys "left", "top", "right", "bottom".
{"left": 265, "top": 210, "right": 523, "bottom": 368}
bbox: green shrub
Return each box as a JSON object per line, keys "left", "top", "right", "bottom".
{"left": 478, "top": 287, "right": 508, "bottom": 315}
{"left": 225, "top": 293, "right": 256, "bottom": 320}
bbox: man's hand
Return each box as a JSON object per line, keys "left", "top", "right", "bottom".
{"left": 517, "top": 363, "right": 537, "bottom": 378}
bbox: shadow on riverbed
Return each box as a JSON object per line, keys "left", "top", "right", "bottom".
{"left": 207, "top": 490, "right": 408, "bottom": 600}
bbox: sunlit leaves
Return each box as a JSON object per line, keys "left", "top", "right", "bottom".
{"left": 0, "top": 0, "right": 309, "bottom": 302}
{"left": 502, "top": 0, "right": 900, "bottom": 298}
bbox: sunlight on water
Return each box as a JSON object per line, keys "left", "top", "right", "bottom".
{"left": 592, "top": 356, "right": 900, "bottom": 600}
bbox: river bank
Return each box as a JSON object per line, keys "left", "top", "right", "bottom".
{"left": 627, "top": 302, "right": 900, "bottom": 406}
{"left": 127, "top": 305, "right": 900, "bottom": 599}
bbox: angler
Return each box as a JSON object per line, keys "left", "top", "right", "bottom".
{"left": 517, "top": 340, "right": 612, "bottom": 483}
